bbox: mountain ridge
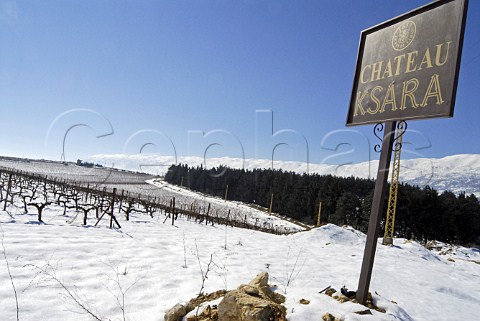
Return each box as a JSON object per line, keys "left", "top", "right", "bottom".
{"left": 86, "top": 153, "right": 480, "bottom": 197}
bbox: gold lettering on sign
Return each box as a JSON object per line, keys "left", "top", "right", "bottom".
{"left": 355, "top": 74, "right": 447, "bottom": 116}
{"left": 354, "top": 90, "right": 368, "bottom": 116}
{"left": 380, "top": 83, "right": 397, "bottom": 113}
{"left": 382, "top": 60, "right": 393, "bottom": 79}
{"left": 367, "top": 86, "right": 383, "bottom": 115}
{"left": 393, "top": 55, "right": 406, "bottom": 76}
{"left": 421, "top": 74, "right": 444, "bottom": 107}
{"left": 435, "top": 42, "right": 451, "bottom": 66}
{"left": 418, "top": 48, "right": 433, "bottom": 70}
{"left": 360, "top": 65, "right": 371, "bottom": 84}
{"left": 371, "top": 61, "right": 383, "bottom": 82}
{"left": 359, "top": 42, "right": 452, "bottom": 85}
{"left": 405, "top": 51, "right": 419, "bottom": 73}
{"left": 400, "top": 78, "right": 420, "bottom": 110}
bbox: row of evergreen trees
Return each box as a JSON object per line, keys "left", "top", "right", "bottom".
{"left": 164, "top": 164, "right": 480, "bottom": 245}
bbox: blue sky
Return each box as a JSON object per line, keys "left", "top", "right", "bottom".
{"left": 1, "top": 0, "right": 479, "bottom": 165}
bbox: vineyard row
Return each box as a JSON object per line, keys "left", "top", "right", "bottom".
{"left": 0, "top": 167, "right": 290, "bottom": 235}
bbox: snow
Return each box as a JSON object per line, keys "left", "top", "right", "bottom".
{"left": 0, "top": 158, "right": 303, "bottom": 233}
{"left": 3, "top": 153, "right": 479, "bottom": 198}
{"left": 1, "top": 208, "right": 479, "bottom": 321}
{"left": 1, "top": 157, "right": 479, "bottom": 321}
{"left": 146, "top": 178, "right": 304, "bottom": 232}
{"left": 86, "top": 153, "right": 480, "bottom": 198}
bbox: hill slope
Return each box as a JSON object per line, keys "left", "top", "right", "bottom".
{"left": 88, "top": 154, "right": 480, "bottom": 197}
{"left": 1, "top": 206, "right": 479, "bottom": 321}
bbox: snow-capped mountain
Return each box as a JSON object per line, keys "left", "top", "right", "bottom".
{"left": 87, "top": 154, "right": 480, "bottom": 198}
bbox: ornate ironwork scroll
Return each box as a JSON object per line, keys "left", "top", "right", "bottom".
{"left": 373, "top": 123, "right": 384, "bottom": 153}
{"left": 393, "top": 121, "right": 407, "bottom": 152}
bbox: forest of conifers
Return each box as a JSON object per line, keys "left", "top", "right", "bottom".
{"left": 165, "top": 164, "right": 480, "bottom": 245}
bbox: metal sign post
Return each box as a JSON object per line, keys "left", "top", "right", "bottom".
{"left": 356, "top": 121, "right": 396, "bottom": 303}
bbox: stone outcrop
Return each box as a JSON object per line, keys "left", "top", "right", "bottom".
{"left": 164, "top": 302, "right": 194, "bottom": 321}
{"left": 164, "top": 272, "right": 286, "bottom": 321}
{"left": 217, "top": 272, "right": 286, "bottom": 321}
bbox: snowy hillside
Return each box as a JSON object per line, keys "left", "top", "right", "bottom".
{"left": 0, "top": 159, "right": 479, "bottom": 320}
{"left": 87, "top": 153, "right": 480, "bottom": 197}
{"left": 0, "top": 158, "right": 302, "bottom": 233}
{"left": 1, "top": 207, "right": 479, "bottom": 321}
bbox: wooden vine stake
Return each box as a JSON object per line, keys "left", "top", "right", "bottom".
{"left": 206, "top": 203, "right": 211, "bottom": 226}
{"left": 109, "top": 188, "right": 121, "bottom": 229}
{"left": 171, "top": 197, "right": 176, "bottom": 226}
{"left": 317, "top": 201, "right": 322, "bottom": 227}
{"left": 268, "top": 193, "right": 274, "bottom": 214}
{"left": 3, "top": 173, "right": 12, "bottom": 211}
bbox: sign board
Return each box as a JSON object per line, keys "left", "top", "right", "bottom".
{"left": 346, "top": 0, "right": 468, "bottom": 126}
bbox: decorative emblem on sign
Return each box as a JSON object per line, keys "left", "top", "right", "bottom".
{"left": 392, "top": 21, "right": 416, "bottom": 51}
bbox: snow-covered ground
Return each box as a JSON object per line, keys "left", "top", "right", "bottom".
{"left": 1, "top": 157, "right": 479, "bottom": 320}
{"left": 1, "top": 205, "right": 479, "bottom": 321}
{"left": 146, "top": 178, "right": 306, "bottom": 232}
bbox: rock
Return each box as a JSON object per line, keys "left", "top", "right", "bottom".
{"left": 187, "top": 305, "right": 218, "bottom": 321}
{"left": 165, "top": 273, "right": 286, "bottom": 321}
{"left": 374, "top": 306, "right": 387, "bottom": 313}
{"left": 218, "top": 291, "right": 286, "bottom": 321}
{"left": 189, "top": 290, "right": 227, "bottom": 307}
{"left": 324, "top": 288, "right": 337, "bottom": 296}
{"left": 354, "top": 309, "right": 372, "bottom": 315}
{"left": 249, "top": 271, "right": 269, "bottom": 288}
{"left": 322, "top": 313, "right": 341, "bottom": 321}
{"left": 164, "top": 302, "right": 194, "bottom": 321}
{"left": 217, "top": 272, "right": 287, "bottom": 321}
{"left": 299, "top": 298, "right": 310, "bottom": 305}
{"left": 336, "top": 296, "right": 350, "bottom": 303}
{"left": 247, "top": 271, "right": 285, "bottom": 304}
